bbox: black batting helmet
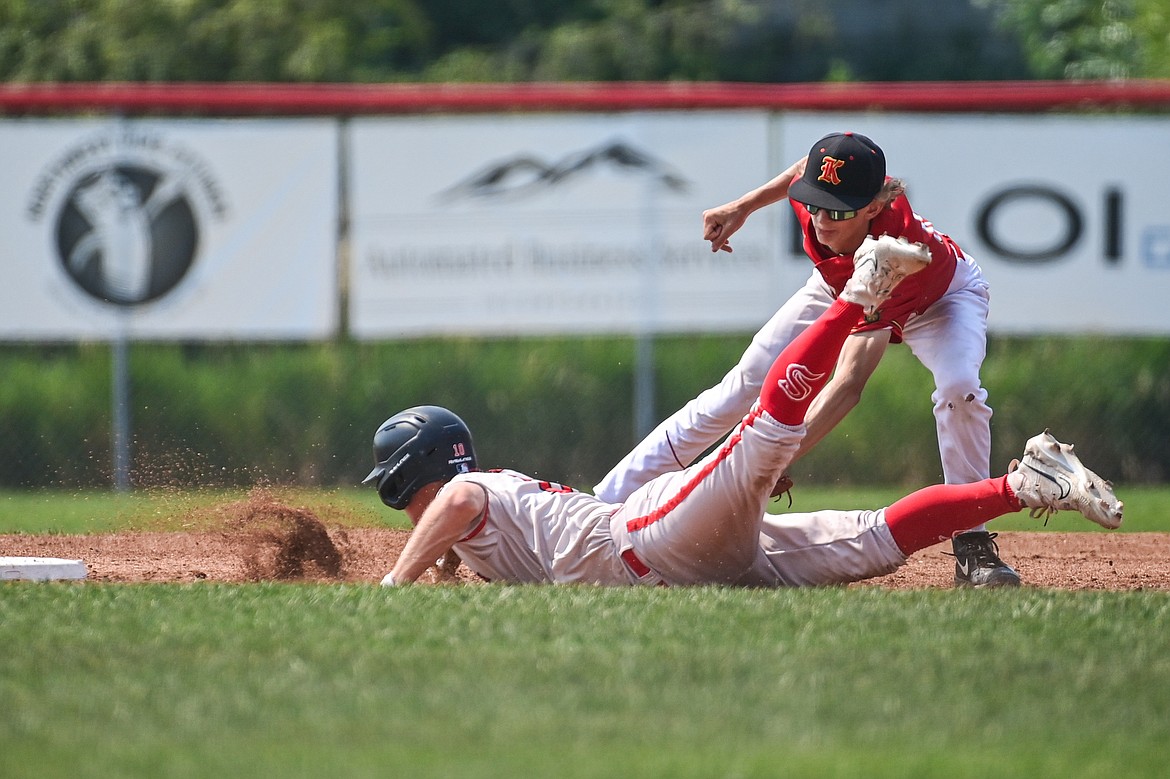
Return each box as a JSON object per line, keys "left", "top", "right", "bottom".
{"left": 362, "top": 405, "right": 478, "bottom": 510}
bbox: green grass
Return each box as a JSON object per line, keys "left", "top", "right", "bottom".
{"left": 4, "top": 484, "right": 1169, "bottom": 535}
{"left": 2, "top": 584, "right": 1168, "bottom": 778}
{"left": 3, "top": 488, "right": 1169, "bottom": 777}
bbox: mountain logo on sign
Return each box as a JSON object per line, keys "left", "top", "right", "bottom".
{"left": 437, "top": 139, "right": 689, "bottom": 202}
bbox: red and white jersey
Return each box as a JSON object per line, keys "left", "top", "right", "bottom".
{"left": 792, "top": 192, "right": 963, "bottom": 342}
{"left": 447, "top": 469, "right": 632, "bottom": 585}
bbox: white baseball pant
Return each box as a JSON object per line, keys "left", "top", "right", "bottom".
{"left": 595, "top": 257, "right": 992, "bottom": 501}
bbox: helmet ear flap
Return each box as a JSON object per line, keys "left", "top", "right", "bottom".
{"left": 375, "top": 469, "right": 408, "bottom": 510}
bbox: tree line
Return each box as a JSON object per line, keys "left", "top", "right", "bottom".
{"left": 1, "top": 0, "right": 1166, "bottom": 84}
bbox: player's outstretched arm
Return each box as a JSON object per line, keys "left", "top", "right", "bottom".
{"left": 384, "top": 481, "right": 485, "bottom": 585}
{"left": 789, "top": 329, "right": 891, "bottom": 465}
{"left": 703, "top": 157, "right": 807, "bottom": 253}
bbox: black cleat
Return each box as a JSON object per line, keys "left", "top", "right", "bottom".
{"left": 951, "top": 531, "right": 1021, "bottom": 588}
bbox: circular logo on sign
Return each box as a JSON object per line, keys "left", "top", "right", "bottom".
{"left": 26, "top": 128, "right": 227, "bottom": 309}
{"left": 56, "top": 164, "right": 199, "bottom": 305}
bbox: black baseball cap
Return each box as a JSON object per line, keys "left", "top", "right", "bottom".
{"left": 788, "top": 131, "right": 886, "bottom": 211}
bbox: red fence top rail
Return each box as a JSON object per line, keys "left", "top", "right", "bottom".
{"left": 2, "top": 80, "right": 1170, "bottom": 115}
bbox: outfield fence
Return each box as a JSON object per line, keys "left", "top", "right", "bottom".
{"left": 2, "top": 81, "right": 1168, "bottom": 489}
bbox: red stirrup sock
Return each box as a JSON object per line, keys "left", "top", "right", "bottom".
{"left": 884, "top": 475, "right": 1021, "bottom": 556}
{"left": 759, "top": 297, "right": 861, "bottom": 425}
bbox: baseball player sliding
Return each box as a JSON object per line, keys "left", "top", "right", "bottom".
{"left": 594, "top": 130, "right": 1013, "bottom": 587}
{"left": 368, "top": 238, "right": 1122, "bottom": 588}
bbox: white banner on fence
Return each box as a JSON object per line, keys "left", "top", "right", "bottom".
{"left": 348, "top": 112, "right": 789, "bottom": 338}
{"left": 780, "top": 113, "right": 1170, "bottom": 335}
{"left": 3, "top": 111, "right": 1166, "bottom": 340}
{"left": 351, "top": 111, "right": 1170, "bottom": 337}
{"left": 1, "top": 119, "right": 338, "bottom": 340}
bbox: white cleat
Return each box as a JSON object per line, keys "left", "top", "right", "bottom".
{"left": 1011, "top": 430, "right": 1124, "bottom": 529}
{"left": 841, "top": 234, "right": 931, "bottom": 321}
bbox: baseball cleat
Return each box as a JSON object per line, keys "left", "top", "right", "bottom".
{"left": 951, "top": 531, "right": 1021, "bottom": 588}
{"left": 1011, "top": 430, "right": 1124, "bottom": 529}
{"left": 841, "top": 234, "right": 931, "bottom": 321}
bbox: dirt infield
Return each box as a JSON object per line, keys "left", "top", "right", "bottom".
{"left": 4, "top": 493, "right": 1168, "bottom": 589}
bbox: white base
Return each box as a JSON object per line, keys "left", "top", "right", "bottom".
{"left": 0, "top": 557, "right": 88, "bottom": 581}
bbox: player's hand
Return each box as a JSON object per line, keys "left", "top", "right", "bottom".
{"left": 702, "top": 203, "right": 747, "bottom": 253}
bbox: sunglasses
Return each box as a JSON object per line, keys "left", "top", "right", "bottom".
{"left": 802, "top": 203, "right": 858, "bottom": 221}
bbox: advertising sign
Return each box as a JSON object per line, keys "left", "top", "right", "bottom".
{"left": 348, "top": 112, "right": 787, "bottom": 338}
{"left": 1, "top": 119, "right": 338, "bottom": 340}
{"left": 782, "top": 114, "right": 1170, "bottom": 334}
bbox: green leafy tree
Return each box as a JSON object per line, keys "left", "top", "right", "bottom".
{"left": 1135, "top": 0, "right": 1170, "bottom": 77}
{"left": 973, "top": 0, "right": 1170, "bottom": 79}
{"left": 0, "top": 0, "right": 434, "bottom": 82}
{"left": 0, "top": 0, "right": 1034, "bottom": 83}
{"left": 420, "top": 0, "right": 1029, "bottom": 83}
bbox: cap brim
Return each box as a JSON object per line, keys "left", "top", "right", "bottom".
{"left": 788, "top": 178, "right": 874, "bottom": 212}
{"left": 361, "top": 466, "right": 384, "bottom": 485}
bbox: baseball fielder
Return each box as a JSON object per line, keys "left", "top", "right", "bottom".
{"left": 369, "top": 239, "right": 1122, "bottom": 588}
{"left": 594, "top": 131, "right": 1013, "bottom": 587}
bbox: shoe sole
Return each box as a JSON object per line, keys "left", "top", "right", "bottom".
{"left": 868, "top": 235, "right": 931, "bottom": 274}
{"left": 1023, "top": 431, "right": 1124, "bottom": 529}
{"left": 849, "top": 236, "right": 932, "bottom": 317}
{"left": 954, "top": 572, "right": 1023, "bottom": 588}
